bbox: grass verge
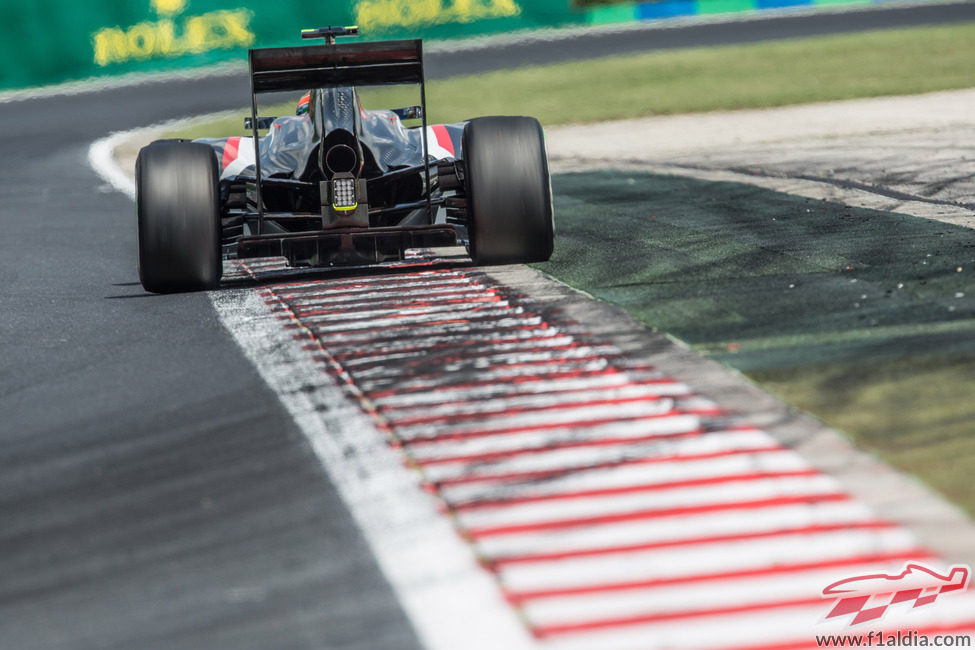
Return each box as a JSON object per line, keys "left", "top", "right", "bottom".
{"left": 752, "top": 356, "right": 975, "bottom": 513}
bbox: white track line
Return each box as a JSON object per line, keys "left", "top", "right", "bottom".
{"left": 210, "top": 284, "right": 537, "bottom": 650}
{"left": 88, "top": 131, "right": 136, "bottom": 199}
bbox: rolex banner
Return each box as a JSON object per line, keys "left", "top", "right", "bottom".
{"left": 0, "top": 0, "right": 578, "bottom": 91}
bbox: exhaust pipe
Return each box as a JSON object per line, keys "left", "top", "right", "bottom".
{"left": 324, "top": 144, "right": 358, "bottom": 176}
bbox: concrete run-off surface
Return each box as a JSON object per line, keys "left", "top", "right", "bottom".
{"left": 546, "top": 87, "right": 975, "bottom": 229}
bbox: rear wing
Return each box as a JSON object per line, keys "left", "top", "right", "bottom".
{"left": 246, "top": 31, "right": 430, "bottom": 230}
{"left": 248, "top": 39, "right": 424, "bottom": 93}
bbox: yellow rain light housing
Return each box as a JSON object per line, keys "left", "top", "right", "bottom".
{"left": 322, "top": 173, "right": 369, "bottom": 227}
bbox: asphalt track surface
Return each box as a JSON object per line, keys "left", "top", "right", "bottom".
{"left": 3, "top": 3, "right": 975, "bottom": 649}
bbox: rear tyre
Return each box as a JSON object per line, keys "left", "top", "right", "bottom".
{"left": 461, "top": 116, "right": 554, "bottom": 265}
{"left": 137, "top": 140, "right": 221, "bottom": 293}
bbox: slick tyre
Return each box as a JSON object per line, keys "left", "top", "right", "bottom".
{"left": 462, "top": 116, "right": 554, "bottom": 265}
{"left": 137, "top": 140, "right": 221, "bottom": 293}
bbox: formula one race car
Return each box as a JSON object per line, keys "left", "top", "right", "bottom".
{"left": 136, "top": 26, "right": 554, "bottom": 293}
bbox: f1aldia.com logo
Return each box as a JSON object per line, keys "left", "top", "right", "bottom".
{"left": 821, "top": 562, "right": 971, "bottom": 627}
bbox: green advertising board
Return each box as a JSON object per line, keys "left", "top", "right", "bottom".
{"left": 0, "top": 0, "right": 584, "bottom": 91}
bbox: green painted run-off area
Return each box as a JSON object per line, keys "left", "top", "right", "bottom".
{"left": 540, "top": 172, "right": 975, "bottom": 515}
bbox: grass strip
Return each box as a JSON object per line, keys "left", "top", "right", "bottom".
{"left": 752, "top": 356, "right": 975, "bottom": 513}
